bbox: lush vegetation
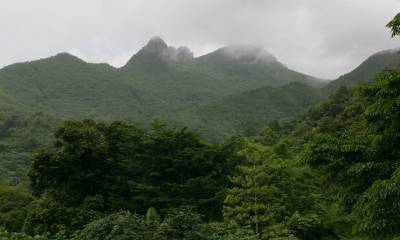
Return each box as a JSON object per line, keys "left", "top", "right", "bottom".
{"left": 181, "top": 82, "right": 324, "bottom": 138}
{"left": 2, "top": 61, "right": 400, "bottom": 238}
{"left": 0, "top": 37, "right": 325, "bottom": 136}
{"left": 0, "top": 109, "right": 56, "bottom": 183}
{"left": 1, "top": 11, "right": 400, "bottom": 240}
{"left": 0, "top": 36, "right": 332, "bottom": 185}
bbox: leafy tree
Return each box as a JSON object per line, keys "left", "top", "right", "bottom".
{"left": 224, "top": 140, "right": 321, "bottom": 239}
{"left": 0, "top": 227, "right": 49, "bottom": 240}
{"left": 203, "top": 222, "right": 257, "bottom": 240}
{"left": 351, "top": 66, "right": 400, "bottom": 236}
{"left": 146, "top": 207, "right": 161, "bottom": 223}
{"left": 0, "top": 182, "right": 33, "bottom": 232}
{"left": 77, "top": 209, "right": 209, "bottom": 240}
{"left": 387, "top": 12, "right": 400, "bottom": 37}
{"left": 26, "top": 119, "right": 238, "bottom": 236}
{"left": 22, "top": 193, "right": 75, "bottom": 236}
{"left": 76, "top": 211, "right": 153, "bottom": 240}
{"left": 71, "top": 195, "right": 106, "bottom": 228}
{"left": 153, "top": 208, "right": 206, "bottom": 240}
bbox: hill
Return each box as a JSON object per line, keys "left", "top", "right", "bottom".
{"left": 324, "top": 48, "right": 399, "bottom": 92}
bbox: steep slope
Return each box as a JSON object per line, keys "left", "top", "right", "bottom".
{"left": 120, "top": 38, "right": 233, "bottom": 110}
{"left": 119, "top": 38, "right": 325, "bottom": 112}
{"left": 177, "top": 82, "right": 325, "bottom": 139}
{"left": 325, "top": 49, "right": 399, "bottom": 92}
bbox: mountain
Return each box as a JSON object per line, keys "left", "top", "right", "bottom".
{"left": 325, "top": 49, "right": 399, "bottom": 92}
{"left": 195, "top": 45, "right": 324, "bottom": 88}
{"left": 118, "top": 38, "right": 325, "bottom": 114}
{"left": 0, "top": 36, "right": 324, "bottom": 123}
{"left": 2, "top": 38, "right": 396, "bottom": 183}
{"left": 124, "top": 36, "right": 194, "bottom": 70}
{"left": 0, "top": 53, "right": 162, "bottom": 119}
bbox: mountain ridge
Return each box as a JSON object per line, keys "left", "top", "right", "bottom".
{"left": 325, "top": 48, "right": 400, "bottom": 92}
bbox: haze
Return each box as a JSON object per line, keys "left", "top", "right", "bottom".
{"left": 1, "top": 0, "right": 399, "bottom": 79}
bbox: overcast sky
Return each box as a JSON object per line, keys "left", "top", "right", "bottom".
{"left": 0, "top": 0, "right": 399, "bottom": 79}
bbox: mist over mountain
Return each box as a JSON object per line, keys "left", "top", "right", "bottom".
{"left": 124, "top": 36, "right": 194, "bottom": 71}
{"left": 1, "top": 37, "right": 397, "bottom": 142}
{"left": 0, "top": 38, "right": 397, "bottom": 141}
{"left": 0, "top": 36, "right": 325, "bottom": 122}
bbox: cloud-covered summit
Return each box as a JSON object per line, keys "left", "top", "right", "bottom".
{"left": 216, "top": 45, "right": 278, "bottom": 65}
{"left": 126, "top": 36, "right": 194, "bottom": 66}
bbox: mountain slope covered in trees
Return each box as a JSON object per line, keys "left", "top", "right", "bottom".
{"left": 0, "top": 38, "right": 330, "bottom": 185}
{"left": 0, "top": 37, "right": 324, "bottom": 121}
{"left": 0, "top": 38, "right": 398, "bottom": 184}
{"left": 2, "top": 62, "right": 400, "bottom": 239}
{"left": 178, "top": 82, "right": 324, "bottom": 139}
{"left": 325, "top": 48, "right": 400, "bottom": 92}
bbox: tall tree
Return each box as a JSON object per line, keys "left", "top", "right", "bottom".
{"left": 223, "top": 140, "right": 320, "bottom": 239}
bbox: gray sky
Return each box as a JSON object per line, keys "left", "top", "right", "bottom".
{"left": 1, "top": 0, "right": 399, "bottom": 79}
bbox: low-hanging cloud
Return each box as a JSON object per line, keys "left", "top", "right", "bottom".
{"left": 0, "top": 0, "right": 399, "bottom": 79}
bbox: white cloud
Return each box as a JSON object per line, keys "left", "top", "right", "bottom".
{"left": 0, "top": 0, "right": 399, "bottom": 78}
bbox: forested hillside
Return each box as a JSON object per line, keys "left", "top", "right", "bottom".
{"left": 178, "top": 82, "right": 324, "bottom": 139}
{"left": 0, "top": 37, "right": 328, "bottom": 185}
{"left": 324, "top": 48, "right": 400, "bottom": 93}
{"left": 1, "top": 59, "right": 400, "bottom": 239}
{"left": 0, "top": 37, "right": 324, "bottom": 121}
{"left": 0, "top": 109, "right": 57, "bottom": 183}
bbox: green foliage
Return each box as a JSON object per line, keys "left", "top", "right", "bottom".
{"left": 77, "top": 209, "right": 207, "bottom": 240}
{"left": 76, "top": 211, "right": 153, "bottom": 240}
{"left": 146, "top": 207, "right": 161, "bottom": 223}
{"left": 71, "top": 195, "right": 105, "bottom": 228}
{"left": 0, "top": 40, "right": 325, "bottom": 142}
{"left": 204, "top": 222, "right": 257, "bottom": 240}
{"left": 324, "top": 50, "right": 399, "bottom": 93}
{"left": 0, "top": 182, "right": 33, "bottom": 232}
{"left": 22, "top": 193, "right": 75, "bottom": 236}
{"left": 223, "top": 140, "right": 322, "bottom": 239}
{"left": 387, "top": 12, "right": 400, "bottom": 37}
{"left": 26, "top": 119, "right": 238, "bottom": 235}
{"left": 0, "top": 109, "right": 56, "bottom": 183}
{"left": 0, "top": 227, "right": 48, "bottom": 240}
{"left": 179, "top": 82, "right": 325, "bottom": 139}
{"left": 154, "top": 208, "right": 206, "bottom": 240}
{"left": 279, "top": 61, "right": 400, "bottom": 238}
{"left": 2, "top": 17, "right": 400, "bottom": 239}
{"left": 354, "top": 168, "right": 400, "bottom": 236}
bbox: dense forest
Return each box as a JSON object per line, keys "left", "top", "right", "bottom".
{"left": 0, "top": 11, "right": 400, "bottom": 240}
